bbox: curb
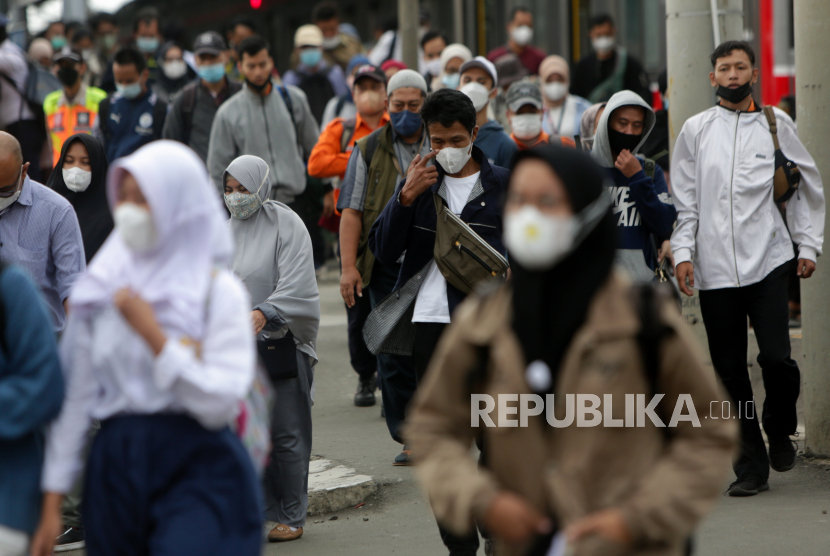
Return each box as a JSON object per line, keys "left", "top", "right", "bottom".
{"left": 307, "top": 459, "right": 377, "bottom": 515}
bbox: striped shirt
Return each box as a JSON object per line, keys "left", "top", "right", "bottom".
{"left": 0, "top": 177, "right": 85, "bottom": 332}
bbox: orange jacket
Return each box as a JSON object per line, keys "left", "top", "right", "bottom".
{"left": 307, "top": 112, "right": 390, "bottom": 180}
{"left": 511, "top": 130, "right": 575, "bottom": 150}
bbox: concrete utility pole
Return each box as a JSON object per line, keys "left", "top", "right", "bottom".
{"left": 795, "top": 0, "right": 830, "bottom": 458}
{"left": 398, "top": 0, "right": 420, "bottom": 71}
{"left": 665, "top": 0, "right": 742, "bottom": 357}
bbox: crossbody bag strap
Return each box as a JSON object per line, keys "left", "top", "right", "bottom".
{"left": 763, "top": 106, "right": 781, "bottom": 150}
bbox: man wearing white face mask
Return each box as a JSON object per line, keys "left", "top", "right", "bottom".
{"left": 458, "top": 56, "right": 517, "bottom": 169}
{"left": 571, "top": 14, "right": 651, "bottom": 104}
{"left": 0, "top": 131, "right": 85, "bottom": 334}
{"left": 486, "top": 7, "right": 546, "bottom": 76}
{"left": 539, "top": 55, "right": 592, "bottom": 141}
{"left": 507, "top": 81, "right": 576, "bottom": 150}
{"left": 368, "top": 87, "right": 510, "bottom": 556}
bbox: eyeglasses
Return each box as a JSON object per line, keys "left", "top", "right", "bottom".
{"left": 0, "top": 168, "right": 23, "bottom": 198}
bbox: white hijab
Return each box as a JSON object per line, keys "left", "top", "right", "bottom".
{"left": 70, "top": 141, "right": 233, "bottom": 339}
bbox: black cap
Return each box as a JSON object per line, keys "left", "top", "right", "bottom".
{"left": 353, "top": 64, "right": 386, "bottom": 85}
{"left": 53, "top": 46, "right": 83, "bottom": 63}
{"left": 193, "top": 31, "right": 227, "bottom": 56}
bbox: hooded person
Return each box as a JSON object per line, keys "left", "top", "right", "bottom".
{"left": 591, "top": 90, "right": 675, "bottom": 283}
{"left": 223, "top": 154, "right": 320, "bottom": 543}
{"left": 432, "top": 43, "right": 471, "bottom": 91}
{"left": 404, "top": 144, "right": 737, "bottom": 556}
{"left": 46, "top": 133, "right": 112, "bottom": 263}
{"left": 35, "top": 140, "right": 262, "bottom": 556}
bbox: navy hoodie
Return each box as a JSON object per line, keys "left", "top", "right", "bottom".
{"left": 474, "top": 119, "right": 518, "bottom": 169}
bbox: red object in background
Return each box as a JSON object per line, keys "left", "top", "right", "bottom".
{"left": 250, "top": 0, "right": 262, "bottom": 8}
{"left": 652, "top": 89, "right": 663, "bottom": 111}
{"left": 759, "top": 0, "right": 793, "bottom": 107}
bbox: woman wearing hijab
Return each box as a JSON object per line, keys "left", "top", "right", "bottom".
{"left": 432, "top": 43, "right": 472, "bottom": 91}
{"left": 30, "top": 141, "right": 262, "bottom": 556}
{"left": 539, "top": 55, "right": 592, "bottom": 140}
{"left": 47, "top": 133, "right": 111, "bottom": 263}
{"left": 153, "top": 42, "right": 197, "bottom": 104}
{"left": 223, "top": 155, "right": 320, "bottom": 543}
{"left": 405, "top": 145, "right": 736, "bottom": 556}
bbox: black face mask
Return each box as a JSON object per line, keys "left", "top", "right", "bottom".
{"left": 245, "top": 78, "right": 269, "bottom": 93}
{"left": 716, "top": 81, "right": 753, "bottom": 104}
{"left": 57, "top": 66, "right": 79, "bottom": 87}
{"left": 607, "top": 127, "right": 642, "bottom": 153}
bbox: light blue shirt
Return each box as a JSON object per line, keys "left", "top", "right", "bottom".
{"left": 0, "top": 177, "right": 85, "bottom": 332}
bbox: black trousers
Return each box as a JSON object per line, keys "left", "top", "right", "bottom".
{"left": 366, "top": 260, "right": 415, "bottom": 444}
{"left": 699, "top": 261, "right": 800, "bottom": 481}
{"left": 345, "top": 291, "right": 376, "bottom": 382}
{"left": 413, "top": 322, "right": 483, "bottom": 556}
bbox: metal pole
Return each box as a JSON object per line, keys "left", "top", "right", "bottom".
{"left": 666, "top": 0, "right": 743, "bottom": 357}
{"left": 397, "top": 0, "right": 419, "bottom": 71}
{"left": 795, "top": 0, "right": 830, "bottom": 457}
{"left": 453, "top": 0, "right": 464, "bottom": 45}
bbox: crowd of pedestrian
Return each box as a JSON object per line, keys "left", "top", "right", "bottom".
{"left": 0, "top": 3, "right": 825, "bottom": 556}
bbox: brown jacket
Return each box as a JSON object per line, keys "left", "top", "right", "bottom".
{"left": 405, "top": 274, "right": 737, "bottom": 556}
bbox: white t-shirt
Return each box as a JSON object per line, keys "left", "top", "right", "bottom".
{"left": 412, "top": 172, "right": 480, "bottom": 323}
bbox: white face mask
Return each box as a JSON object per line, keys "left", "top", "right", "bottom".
{"left": 162, "top": 60, "right": 188, "bottom": 80}
{"left": 62, "top": 167, "right": 92, "bottom": 192}
{"left": 114, "top": 202, "right": 158, "bottom": 253}
{"left": 511, "top": 113, "right": 543, "bottom": 140}
{"left": 425, "top": 58, "right": 442, "bottom": 77}
{"left": 504, "top": 206, "right": 575, "bottom": 271}
{"left": 511, "top": 25, "right": 533, "bottom": 47}
{"left": 321, "top": 35, "right": 341, "bottom": 50}
{"left": 592, "top": 36, "right": 615, "bottom": 53}
{"left": 0, "top": 171, "right": 22, "bottom": 211}
{"left": 504, "top": 192, "right": 612, "bottom": 271}
{"left": 460, "top": 82, "right": 491, "bottom": 113}
{"left": 436, "top": 142, "right": 473, "bottom": 175}
{"left": 543, "top": 81, "right": 568, "bottom": 102}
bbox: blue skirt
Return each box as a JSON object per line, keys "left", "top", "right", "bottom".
{"left": 83, "top": 414, "right": 263, "bottom": 556}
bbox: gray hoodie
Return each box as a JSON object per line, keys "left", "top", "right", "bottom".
{"left": 591, "top": 89, "right": 656, "bottom": 168}
{"left": 207, "top": 80, "right": 320, "bottom": 204}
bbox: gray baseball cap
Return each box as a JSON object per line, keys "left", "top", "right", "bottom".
{"left": 506, "top": 80, "right": 543, "bottom": 112}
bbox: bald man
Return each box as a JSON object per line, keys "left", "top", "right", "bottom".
{"left": 0, "top": 132, "right": 84, "bottom": 333}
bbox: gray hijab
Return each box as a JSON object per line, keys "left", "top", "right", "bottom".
{"left": 225, "top": 155, "right": 320, "bottom": 363}
{"left": 224, "top": 154, "right": 272, "bottom": 205}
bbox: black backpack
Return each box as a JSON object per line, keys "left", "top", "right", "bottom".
{"left": 177, "top": 80, "right": 242, "bottom": 146}
{"left": 294, "top": 67, "right": 335, "bottom": 126}
{"left": 0, "top": 60, "right": 47, "bottom": 142}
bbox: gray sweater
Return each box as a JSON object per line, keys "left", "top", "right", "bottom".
{"left": 207, "top": 81, "right": 319, "bottom": 204}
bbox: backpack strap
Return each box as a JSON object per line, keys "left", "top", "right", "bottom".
{"left": 335, "top": 94, "right": 348, "bottom": 118}
{"left": 277, "top": 84, "right": 301, "bottom": 154}
{"left": 180, "top": 83, "right": 199, "bottom": 146}
{"left": 763, "top": 106, "right": 781, "bottom": 150}
{"left": 340, "top": 117, "right": 356, "bottom": 152}
{"left": 0, "top": 261, "right": 6, "bottom": 357}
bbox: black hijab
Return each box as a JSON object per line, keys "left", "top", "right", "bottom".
{"left": 509, "top": 145, "right": 617, "bottom": 392}
{"left": 47, "top": 133, "right": 111, "bottom": 263}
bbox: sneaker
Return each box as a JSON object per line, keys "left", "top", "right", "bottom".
{"left": 727, "top": 474, "right": 769, "bottom": 497}
{"left": 267, "top": 524, "right": 303, "bottom": 542}
{"left": 354, "top": 378, "right": 376, "bottom": 407}
{"left": 769, "top": 435, "right": 797, "bottom": 472}
{"left": 55, "top": 526, "right": 85, "bottom": 552}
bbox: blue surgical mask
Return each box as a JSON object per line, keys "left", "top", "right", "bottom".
{"left": 441, "top": 72, "right": 460, "bottom": 89}
{"left": 389, "top": 109, "right": 422, "bottom": 137}
{"left": 198, "top": 63, "right": 226, "bottom": 84}
{"left": 116, "top": 82, "right": 143, "bottom": 100}
{"left": 136, "top": 36, "right": 159, "bottom": 53}
{"left": 300, "top": 48, "right": 323, "bottom": 67}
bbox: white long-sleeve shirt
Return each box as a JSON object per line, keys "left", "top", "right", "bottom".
{"left": 671, "top": 104, "right": 825, "bottom": 290}
{"left": 0, "top": 39, "right": 35, "bottom": 127}
{"left": 42, "top": 269, "right": 256, "bottom": 494}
